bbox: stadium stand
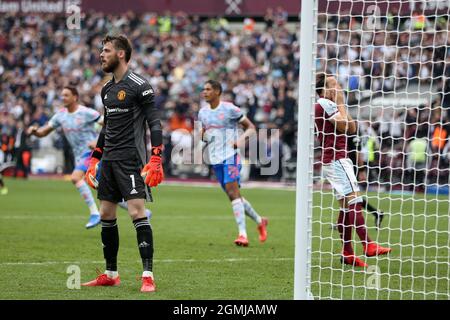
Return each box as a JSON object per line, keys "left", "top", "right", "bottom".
{"left": 0, "top": 9, "right": 449, "bottom": 187}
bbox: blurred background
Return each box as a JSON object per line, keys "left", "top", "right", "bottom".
{"left": 0, "top": 0, "right": 449, "bottom": 190}
{"left": 0, "top": 0, "right": 300, "bottom": 183}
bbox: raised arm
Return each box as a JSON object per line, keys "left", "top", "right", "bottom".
{"left": 325, "top": 77, "right": 356, "bottom": 135}
{"left": 27, "top": 124, "right": 54, "bottom": 138}
{"left": 330, "top": 107, "right": 357, "bottom": 135}
{"left": 334, "top": 84, "right": 356, "bottom": 134}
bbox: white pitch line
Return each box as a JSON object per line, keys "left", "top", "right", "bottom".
{"left": 0, "top": 257, "right": 294, "bottom": 266}
{"left": 2, "top": 256, "right": 449, "bottom": 267}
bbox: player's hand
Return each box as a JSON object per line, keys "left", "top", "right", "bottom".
{"left": 85, "top": 158, "right": 100, "bottom": 189}
{"left": 88, "top": 141, "right": 97, "bottom": 150}
{"left": 27, "top": 125, "right": 38, "bottom": 136}
{"left": 141, "top": 145, "right": 164, "bottom": 187}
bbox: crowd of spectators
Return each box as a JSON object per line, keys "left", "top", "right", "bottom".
{"left": 345, "top": 101, "right": 450, "bottom": 192}
{"left": 317, "top": 9, "right": 450, "bottom": 100}
{"left": 0, "top": 7, "right": 449, "bottom": 186}
{"left": 0, "top": 8, "right": 297, "bottom": 180}
{"left": 316, "top": 8, "right": 450, "bottom": 189}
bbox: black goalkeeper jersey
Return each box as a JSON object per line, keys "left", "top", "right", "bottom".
{"left": 100, "top": 69, "right": 156, "bottom": 165}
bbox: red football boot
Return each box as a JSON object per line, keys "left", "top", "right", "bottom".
{"left": 234, "top": 235, "right": 249, "bottom": 247}
{"left": 141, "top": 276, "right": 156, "bottom": 293}
{"left": 82, "top": 273, "right": 120, "bottom": 287}
{"left": 341, "top": 254, "right": 368, "bottom": 268}
{"left": 364, "top": 242, "right": 392, "bottom": 257}
{"left": 257, "top": 218, "right": 268, "bottom": 243}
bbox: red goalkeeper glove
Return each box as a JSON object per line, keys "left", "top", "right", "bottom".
{"left": 141, "top": 145, "right": 164, "bottom": 187}
{"left": 85, "top": 148, "right": 102, "bottom": 189}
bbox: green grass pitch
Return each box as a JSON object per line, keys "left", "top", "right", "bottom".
{"left": 0, "top": 178, "right": 448, "bottom": 299}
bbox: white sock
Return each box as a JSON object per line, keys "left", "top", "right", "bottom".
{"left": 75, "top": 180, "right": 99, "bottom": 215}
{"left": 142, "top": 271, "right": 154, "bottom": 278}
{"left": 105, "top": 270, "right": 119, "bottom": 278}
{"left": 89, "top": 204, "right": 100, "bottom": 216}
{"left": 242, "top": 198, "right": 262, "bottom": 224}
{"left": 231, "top": 199, "right": 247, "bottom": 237}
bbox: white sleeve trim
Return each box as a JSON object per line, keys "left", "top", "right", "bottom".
{"left": 328, "top": 111, "right": 340, "bottom": 120}
{"left": 318, "top": 98, "right": 339, "bottom": 117}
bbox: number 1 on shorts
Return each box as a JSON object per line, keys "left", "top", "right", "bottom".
{"left": 130, "top": 174, "right": 136, "bottom": 188}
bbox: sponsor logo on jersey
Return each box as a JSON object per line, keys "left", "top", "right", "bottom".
{"left": 117, "top": 90, "right": 126, "bottom": 101}
{"left": 142, "top": 89, "right": 153, "bottom": 96}
{"left": 105, "top": 106, "right": 129, "bottom": 114}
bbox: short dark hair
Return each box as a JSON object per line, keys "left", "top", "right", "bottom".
{"left": 102, "top": 35, "right": 132, "bottom": 62}
{"left": 63, "top": 86, "right": 79, "bottom": 97}
{"left": 316, "top": 72, "right": 326, "bottom": 96}
{"left": 205, "top": 80, "right": 222, "bottom": 95}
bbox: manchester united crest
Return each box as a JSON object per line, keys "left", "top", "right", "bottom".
{"left": 117, "top": 90, "right": 126, "bottom": 100}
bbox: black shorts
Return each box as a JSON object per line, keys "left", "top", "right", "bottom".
{"left": 97, "top": 159, "right": 152, "bottom": 203}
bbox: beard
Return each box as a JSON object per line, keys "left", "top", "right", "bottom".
{"left": 102, "top": 55, "right": 120, "bottom": 73}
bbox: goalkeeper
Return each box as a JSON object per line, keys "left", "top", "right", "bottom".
{"left": 82, "top": 35, "right": 163, "bottom": 293}
{"left": 27, "top": 87, "right": 150, "bottom": 229}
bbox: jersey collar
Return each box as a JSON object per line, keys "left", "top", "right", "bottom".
{"left": 112, "top": 68, "right": 132, "bottom": 84}
{"left": 209, "top": 100, "right": 222, "bottom": 111}
{"left": 67, "top": 104, "right": 80, "bottom": 114}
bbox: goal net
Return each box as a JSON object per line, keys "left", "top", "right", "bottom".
{"left": 307, "top": 0, "right": 450, "bottom": 299}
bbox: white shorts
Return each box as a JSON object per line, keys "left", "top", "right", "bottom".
{"left": 322, "top": 158, "right": 360, "bottom": 200}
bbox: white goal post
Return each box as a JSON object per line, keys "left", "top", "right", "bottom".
{"left": 294, "top": 0, "right": 317, "bottom": 300}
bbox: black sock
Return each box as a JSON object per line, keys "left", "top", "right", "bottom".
{"left": 363, "top": 198, "right": 380, "bottom": 214}
{"left": 101, "top": 219, "right": 119, "bottom": 271}
{"left": 133, "top": 217, "right": 154, "bottom": 272}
